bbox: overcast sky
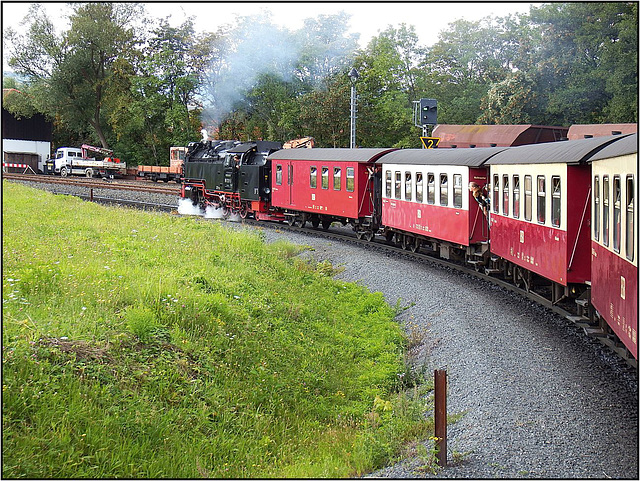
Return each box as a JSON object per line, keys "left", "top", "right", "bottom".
{"left": 3, "top": 1, "right": 536, "bottom": 58}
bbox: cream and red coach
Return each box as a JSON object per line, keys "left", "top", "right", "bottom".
{"left": 485, "top": 135, "right": 628, "bottom": 303}
{"left": 587, "top": 133, "right": 637, "bottom": 359}
{"left": 378, "top": 147, "right": 505, "bottom": 258}
{"left": 268, "top": 148, "right": 396, "bottom": 237}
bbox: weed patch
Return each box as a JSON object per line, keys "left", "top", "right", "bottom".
{"left": 2, "top": 181, "right": 435, "bottom": 478}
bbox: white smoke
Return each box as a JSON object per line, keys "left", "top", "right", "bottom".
{"left": 203, "top": 16, "right": 301, "bottom": 126}
{"left": 204, "top": 205, "right": 224, "bottom": 219}
{"left": 178, "top": 198, "right": 204, "bottom": 216}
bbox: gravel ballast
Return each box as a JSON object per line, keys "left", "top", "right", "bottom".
{"left": 9, "top": 181, "right": 639, "bottom": 478}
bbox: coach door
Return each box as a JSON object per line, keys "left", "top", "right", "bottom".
{"left": 275, "top": 161, "right": 295, "bottom": 207}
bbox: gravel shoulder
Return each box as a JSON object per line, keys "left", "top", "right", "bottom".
{"left": 8, "top": 183, "right": 638, "bottom": 479}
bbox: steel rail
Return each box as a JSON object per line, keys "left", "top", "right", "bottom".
{"left": 2, "top": 173, "right": 180, "bottom": 195}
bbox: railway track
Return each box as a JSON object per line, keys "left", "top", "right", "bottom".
{"left": 2, "top": 173, "right": 181, "bottom": 195}
{"left": 4, "top": 174, "right": 636, "bottom": 369}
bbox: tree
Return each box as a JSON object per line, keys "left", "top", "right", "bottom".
{"left": 109, "top": 18, "right": 218, "bottom": 164}
{"left": 5, "top": 3, "right": 142, "bottom": 148}
{"left": 525, "top": 2, "right": 638, "bottom": 124}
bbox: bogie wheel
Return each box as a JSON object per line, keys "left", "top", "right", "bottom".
{"left": 402, "top": 235, "right": 413, "bottom": 250}
{"left": 410, "top": 239, "right": 421, "bottom": 253}
{"left": 322, "top": 218, "right": 331, "bottom": 230}
{"left": 85, "top": 168, "right": 93, "bottom": 178}
{"left": 385, "top": 230, "right": 395, "bottom": 243}
{"left": 60, "top": 167, "right": 68, "bottom": 177}
{"left": 287, "top": 216, "right": 297, "bottom": 227}
{"left": 311, "top": 217, "right": 320, "bottom": 228}
{"left": 356, "top": 231, "right": 365, "bottom": 240}
{"left": 239, "top": 207, "right": 248, "bottom": 219}
{"left": 365, "top": 230, "right": 375, "bottom": 242}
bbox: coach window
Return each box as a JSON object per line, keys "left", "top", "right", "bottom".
{"left": 405, "top": 172, "right": 412, "bottom": 201}
{"left": 613, "top": 176, "right": 621, "bottom": 253}
{"left": 502, "top": 175, "right": 509, "bottom": 216}
{"left": 537, "top": 176, "right": 546, "bottom": 224}
{"left": 395, "top": 171, "right": 402, "bottom": 200}
{"left": 594, "top": 176, "right": 600, "bottom": 241}
{"left": 310, "top": 166, "right": 317, "bottom": 188}
{"left": 603, "top": 175, "right": 610, "bottom": 246}
{"left": 453, "top": 174, "right": 463, "bottom": 208}
{"left": 276, "top": 164, "right": 283, "bottom": 185}
{"left": 626, "top": 175, "right": 634, "bottom": 261}
{"left": 427, "top": 173, "right": 435, "bottom": 204}
{"left": 440, "top": 174, "right": 449, "bottom": 206}
{"left": 416, "top": 172, "right": 423, "bottom": 203}
{"left": 333, "top": 167, "right": 342, "bottom": 191}
{"left": 321, "top": 167, "right": 329, "bottom": 189}
{"left": 524, "top": 175, "right": 532, "bottom": 221}
{"left": 513, "top": 175, "right": 520, "bottom": 219}
{"left": 346, "top": 167, "right": 355, "bottom": 192}
{"left": 493, "top": 174, "right": 499, "bottom": 213}
{"left": 551, "top": 176, "right": 561, "bottom": 227}
{"left": 385, "top": 170, "right": 392, "bottom": 197}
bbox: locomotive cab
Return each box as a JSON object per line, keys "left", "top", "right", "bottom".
{"left": 228, "top": 141, "right": 282, "bottom": 201}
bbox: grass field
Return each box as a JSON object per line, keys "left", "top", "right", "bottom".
{"left": 2, "top": 180, "right": 434, "bottom": 478}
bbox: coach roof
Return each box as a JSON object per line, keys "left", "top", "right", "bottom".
{"left": 587, "top": 133, "right": 637, "bottom": 162}
{"left": 486, "top": 134, "right": 631, "bottom": 165}
{"left": 268, "top": 148, "right": 396, "bottom": 163}
{"left": 379, "top": 146, "right": 507, "bottom": 167}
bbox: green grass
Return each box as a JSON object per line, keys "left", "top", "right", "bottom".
{"left": 2, "top": 180, "right": 433, "bottom": 478}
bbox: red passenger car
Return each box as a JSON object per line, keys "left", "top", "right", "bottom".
{"left": 588, "top": 133, "right": 637, "bottom": 359}
{"left": 378, "top": 148, "right": 504, "bottom": 257}
{"left": 267, "top": 148, "right": 395, "bottom": 236}
{"left": 486, "top": 135, "right": 626, "bottom": 302}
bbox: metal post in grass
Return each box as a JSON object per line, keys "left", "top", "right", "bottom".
{"left": 90, "top": 188, "right": 94, "bottom": 202}
{"left": 434, "top": 369, "right": 447, "bottom": 467}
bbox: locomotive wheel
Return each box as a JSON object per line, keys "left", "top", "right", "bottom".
{"left": 239, "top": 206, "right": 248, "bottom": 219}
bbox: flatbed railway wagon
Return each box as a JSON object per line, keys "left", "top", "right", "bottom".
{"left": 267, "top": 148, "right": 396, "bottom": 236}
{"left": 137, "top": 146, "right": 186, "bottom": 183}
{"left": 588, "top": 133, "right": 638, "bottom": 359}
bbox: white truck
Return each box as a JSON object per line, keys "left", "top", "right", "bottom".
{"left": 46, "top": 144, "right": 127, "bottom": 178}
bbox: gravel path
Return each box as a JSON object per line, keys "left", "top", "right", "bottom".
{"left": 8, "top": 181, "right": 639, "bottom": 478}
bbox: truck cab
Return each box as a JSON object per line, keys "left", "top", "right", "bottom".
{"left": 47, "top": 148, "right": 84, "bottom": 176}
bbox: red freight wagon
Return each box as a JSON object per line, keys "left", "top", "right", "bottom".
{"left": 588, "top": 133, "right": 637, "bottom": 359}
{"left": 433, "top": 124, "right": 568, "bottom": 148}
{"left": 268, "top": 148, "right": 395, "bottom": 235}
{"left": 567, "top": 123, "right": 637, "bottom": 140}
{"left": 378, "top": 147, "right": 505, "bottom": 257}
{"left": 486, "top": 135, "right": 627, "bottom": 302}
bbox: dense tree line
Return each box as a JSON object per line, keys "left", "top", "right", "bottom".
{"left": 3, "top": 2, "right": 637, "bottom": 164}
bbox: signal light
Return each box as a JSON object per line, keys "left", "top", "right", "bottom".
{"left": 419, "top": 98, "right": 437, "bottom": 125}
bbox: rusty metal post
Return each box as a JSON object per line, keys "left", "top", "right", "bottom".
{"left": 90, "top": 188, "right": 93, "bottom": 201}
{"left": 434, "top": 369, "right": 447, "bottom": 467}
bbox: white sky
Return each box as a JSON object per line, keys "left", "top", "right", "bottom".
{"left": 3, "top": 1, "right": 536, "bottom": 68}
